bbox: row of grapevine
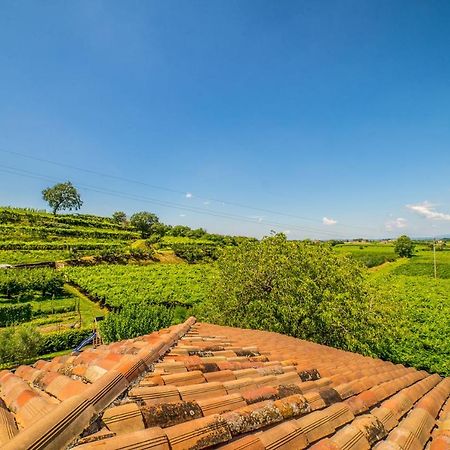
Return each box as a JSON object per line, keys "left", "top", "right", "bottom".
{"left": 0, "top": 224, "right": 138, "bottom": 240}
{"left": 0, "top": 269, "right": 64, "bottom": 298}
{"left": 64, "top": 264, "right": 214, "bottom": 308}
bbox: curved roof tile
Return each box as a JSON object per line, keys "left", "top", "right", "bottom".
{"left": 0, "top": 318, "right": 448, "bottom": 450}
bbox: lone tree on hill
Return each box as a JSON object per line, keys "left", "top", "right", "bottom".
{"left": 42, "top": 181, "right": 83, "bottom": 215}
{"left": 130, "top": 211, "right": 159, "bottom": 237}
{"left": 395, "top": 235, "right": 415, "bottom": 258}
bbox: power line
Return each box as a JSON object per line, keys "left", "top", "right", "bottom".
{"left": 0, "top": 164, "right": 357, "bottom": 239}
{"left": 0, "top": 147, "right": 381, "bottom": 233}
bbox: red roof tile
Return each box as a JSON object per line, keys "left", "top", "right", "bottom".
{"left": 0, "top": 318, "right": 448, "bottom": 449}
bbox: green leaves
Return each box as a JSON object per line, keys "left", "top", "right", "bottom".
{"left": 0, "top": 268, "right": 64, "bottom": 298}
{"left": 200, "top": 234, "right": 393, "bottom": 357}
{"left": 395, "top": 235, "right": 415, "bottom": 258}
{"left": 100, "top": 304, "right": 174, "bottom": 343}
{"left": 42, "top": 181, "right": 83, "bottom": 215}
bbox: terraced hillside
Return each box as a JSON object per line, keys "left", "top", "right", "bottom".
{"left": 0, "top": 207, "right": 136, "bottom": 264}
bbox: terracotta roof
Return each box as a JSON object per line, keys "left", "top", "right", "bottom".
{"left": 0, "top": 318, "right": 448, "bottom": 450}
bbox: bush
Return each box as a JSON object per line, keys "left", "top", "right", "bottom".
{"left": 199, "top": 234, "right": 394, "bottom": 356}
{"left": 395, "top": 235, "right": 415, "bottom": 258}
{"left": 0, "top": 325, "right": 43, "bottom": 365}
{"left": 100, "top": 303, "right": 174, "bottom": 343}
{"left": 171, "top": 243, "right": 219, "bottom": 263}
{"left": 0, "top": 303, "right": 32, "bottom": 326}
{"left": 40, "top": 328, "right": 92, "bottom": 354}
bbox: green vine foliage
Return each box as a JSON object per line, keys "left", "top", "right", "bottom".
{"left": 0, "top": 303, "right": 32, "bottom": 326}
{"left": 100, "top": 303, "right": 174, "bottom": 343}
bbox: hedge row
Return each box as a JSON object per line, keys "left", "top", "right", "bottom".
{"left": 0, "top": 224, "right": 138, "bottom": 240}
{"left": 32, "top": 304, "right": 76, "bottom": 318}
{"left": 0, "top": 208, "right": 129, "bottom": 230}
{"left": 170, "top": 243, "right": 220, "bottom": 263}
{"left": 40, "top": 328, "right": 92, "bottom": 354}
{"left": 0, "top": 303, "right": 32, "bottom": 326}
{"left": 0, "top": 241, "right": 126, "bottom": 251}
{"left": 0, "top": 268, "right": 64, "bottom": 298}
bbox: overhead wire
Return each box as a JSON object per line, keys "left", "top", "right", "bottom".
{"left": 0, "top": 148, "right": 381, "bottom": 233}
{"left": 0, "top": 164, "right": 360, "bottom": 239}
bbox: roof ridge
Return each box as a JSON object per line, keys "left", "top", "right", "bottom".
{"left": 2, "top": 317, "right": 197, "bottom": 450}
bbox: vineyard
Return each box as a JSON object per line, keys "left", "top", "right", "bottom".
{"left": 64, "top": 264, "right": 215, "bottom": 309}
{"left": 0, "top": 268, "right": 103, "bottom": 333}
{"left": 0, "top": 207, "right": 136, "bottom": 265}
{"left": 0, "top": 205, "right": 449, "bottom": 376}
{"left": 369, "top": 251, "right": 450, "bottom": 376}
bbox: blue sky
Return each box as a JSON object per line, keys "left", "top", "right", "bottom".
{"left": 1, "top": 1, "right": 449, "bottom": 239}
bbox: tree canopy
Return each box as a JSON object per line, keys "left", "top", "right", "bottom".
{"left": 130, "top": 211, "right": 160, "bottom": 237}
{"left": 395, "top": 235, "right": 415, "bottom": 258}
{"left": 199, "top": 234, "right": 394, "bottom": 356}
{"left": 42, "top": 181, "right": 83, "bottom": 215}
{"left": 112, "top": 211, "right": 127, "bottom": 225}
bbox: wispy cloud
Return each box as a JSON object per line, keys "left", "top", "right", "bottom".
{"left": 203, "top": 200, "right": 210, "bottom": 205}
{"left": 250, "top": 215, "right": 264, "bottom": 223}
{"left": 179, "top": 213, "right": 186, "bottom": 217}
{"left": 407, "top": 201, "right": 450, "bottom": 221}
{"left": 185, "top": 192, "right": 192, "bottom": 199}
{"left": 385, "top": 217, "right": 407, "bottom": 230}
{"left": 322, "top": 217, "right": 337, "bottom": 226}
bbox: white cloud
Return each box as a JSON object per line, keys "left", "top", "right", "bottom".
{"left": 386, "top": 217, "right": 407, "bottom": 231}
{"left": 179, "top": 213, "right": 186, "bottom": 217}
{"left": 407, "top": 201, "right": 450, "bottom": 221}
{"left": 203, "top": 200, "right": 210, "bottom": 205}
{"left": 322, "top": 217, "right": 337, "bottom": 226}
{"left": 185, "top": 192, "right": 192, "bottom": 199}
{"left": 249, "top": 215, "right": 264, "bottom": 223}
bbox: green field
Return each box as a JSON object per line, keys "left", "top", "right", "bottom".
{"left": 369, "top": 251, "right": 450, "bottom": 376}
{"left": 333, "top": 243, "right": 398, "bottom": 267}
{"left": 65, "top": 264, "right": 215, "bottom": 309}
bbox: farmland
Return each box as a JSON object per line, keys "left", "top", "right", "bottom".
{"left": 0, "top": 268, "right": 104, "bottom": 333}
{"left": 0, "top": 206, "right": 449, "bottom": 376}
{"left": 368, "top": 250, "right": 450, "bottom": 376}
{"left": 0, "top": 207, "right": 135, "bottom": 265}
{"left": 64, "top": 264, "right": 215, "bottom": 309}
{"left": 333, "top": 242, "right": 398, "bottom": 267}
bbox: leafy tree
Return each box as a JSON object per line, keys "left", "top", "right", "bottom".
{"left": 395, "top": 235, "right": 415, "bottom": 258}
{"left": 0, "top": 325, "right": 43, "bottom": 365}
{"left": 198, "top": 234, "right": 394, "bottom": 356}
{"left": 42, "top": 181, "right": 83, "bottom": 215}
{"left": 112, "top": 211, "right": 127, "bottom": 225}
{"left": 130, "top": 211, "right": 160, "bottom": 238}
{"left": 169, "top": 225, "right": 192, "bottom": 237}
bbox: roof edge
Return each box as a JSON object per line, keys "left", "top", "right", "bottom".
{"left": 3, "top": 316, "right": 197, "bottom": 450}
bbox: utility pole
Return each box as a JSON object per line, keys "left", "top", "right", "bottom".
{"left": 433, "top": 238, "right": 437, "bottom": 279}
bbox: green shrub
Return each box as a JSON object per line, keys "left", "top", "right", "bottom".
{"left": 0, "top": 303, "right": 32, "bottom": 326}
{"left": 32, "top": 304, "right": 76, "bottom": 318}
{"left": 40, "top": 328, "right": 92, "bottom": 353}
{"left": 100, "top": 304, "right": 174, "bottom": 343}
{"left": 0, "top": 325, "right": 43, "bottom": 364}
{"left": 199, "top": 234, "right": 394, "bottom": 356}
{"left": 171, "top": 243, "right": 219, "bottom": 263}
